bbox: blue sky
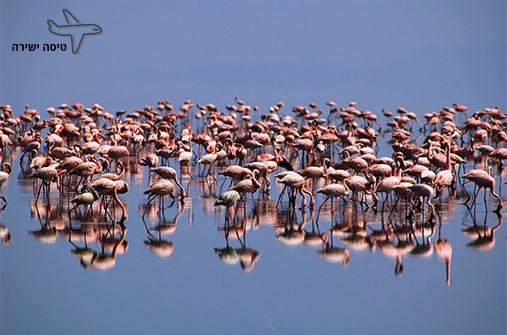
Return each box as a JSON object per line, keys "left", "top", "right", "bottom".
{"left": 1, "top": 0, "right": 505, "bottom": 117}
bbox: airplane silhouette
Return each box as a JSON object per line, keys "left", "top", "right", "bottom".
{"left": 47, "top": 9, "right": 102, "bottom": 54}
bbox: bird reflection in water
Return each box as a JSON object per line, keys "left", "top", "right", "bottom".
{"left": 0, "top": 223, "right": 11, "bottom": 245}
{"left": 142, "top": 197, "right": 187, "bottom": 259}
{"left": 338, "top": 204, "right": 370, "bottom": 252}
{"left": 252, "top": 199, "right": 278, "bottom": 227}
{"left": 434, "top": 219, "right": 452, "bottom": 286}
{"left": 90, "top": 226, "right": 127, "bottom": 270}
{"left": 371, "top": 215, "right": 401, "bottom": 276}
{"left": 28, "top": 201, "right": 60, "bottom": 244}
{"left": 65, "top": 224, "right": 100, "bottom": 269}
{"left": 376, "top": 214, "right": 417, "bottom": 276}
{"left": 214, "top": 207, "right": 260, "bottom": 272}
{"left": 318, "top": 232, "right": 350, "bottom": 266}
{"left": 304, "top": 207, "right": 327, "bottom": 247}
{"left": 274, "top": 208, "right": 307, "bottom": 247}
{"left": 409, "top": 219, "right": 435, "bottom": 258}
{"left": 463, "top": 208, "right": 502, "bottom": 251}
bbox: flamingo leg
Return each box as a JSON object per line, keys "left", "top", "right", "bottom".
{"left": 316, "top": 196, "right": 329, "bottom": 223}
{"left": 276, "top": 185, "right": 287, "bottom": 207}
{"left": 143, "top": 194, "right": 157, "bottom": 219}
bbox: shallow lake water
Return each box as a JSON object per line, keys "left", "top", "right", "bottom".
{"left": 0, "top": 127, "right": 505, "bottom": 335}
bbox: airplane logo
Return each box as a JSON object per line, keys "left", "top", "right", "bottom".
{"left": 47, "top": 9, "right": 102, "bottom": 54}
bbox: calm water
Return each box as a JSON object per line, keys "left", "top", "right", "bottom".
{"left": 0, "top": 126, "right": 505, "bottom": 335}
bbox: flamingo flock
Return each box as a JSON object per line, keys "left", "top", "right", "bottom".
{"left": 0, "top": 99, "right": 504, "bottom": 274}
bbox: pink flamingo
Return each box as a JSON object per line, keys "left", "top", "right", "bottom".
{"left": 433, "top": 141, "right": 454, "bottom": 199}
{"left": 462, "top": 169, "right": 503, "bottom": 213}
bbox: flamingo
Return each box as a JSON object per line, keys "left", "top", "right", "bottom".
{"left": 29, "top": 152, "right": 55, "bottom": 171}
{"left": 0, "top": 162, "right": 12, "bottom": 209}
{"left": 389, "top": 182, "right": 415, "bottom": 218}
{"left": 462, "top": 169, "right": 503, "bottom": 213}
{"left": 84, "top": 178, "right": 128, "bottom": 224}
{"left": 365, "top": 163, "right": 392, "bottom": 181}
{"left": 230, "top": 169, "right": 262, "bottom": 202}
{"left": 95, "top": 160, "right": 125, "bottom": 181}
{"left": 326, "top": 164, "right": 352, "bottom": 183}
{"left": 489, "top": 147, "right": 507, "bottom": 167}
{"left": 176, "top": 143, "right": 193, "bottom": 179}
{"left": 474, "top": 144, "right": 494, "bottom": 167}
{"left": 275, "top": 171, "right": 314, "bottom": 209}
{"left": 98, "top": 179, "right": 130, "bottom": 218}
{"left": 373, "top": 155, "right": 403, "bottom": 210}
{"left": 74, "top": 138, "right": 101, "bottom": 156}
{"left": 48, "top": 142, "right": 76, "bottom": 161}
{"left": 149, "top": 166, "right": 186, "bottom": 198}
{"left": 214, "top": 190, "right": 241, "bottom": 224}
{"left": 69, "top": 186, "right": 100, "bottom": 221}
{"left": 69, "top": 156, "right": 103, "bottom": 191}
{"left": 31, "top": 162, "right": 60, "bottom": 201}
{"left": 196, "top": 150, "right": 218, "bottom": 178}
{"left": 297, "top": 163, "right": 327, "bottom": 193}
{"left": 427, "top": 141, "right": 448, "bottom": 170}
{"left": 408, "top": 183, "right": 436, "bottom": 219}
{"left": 107, "top": 137, "right": 129, "bottom": 168}
{"left": 244, "top": 161, "right": 271, "bottom": 193}
{"left": 315, "top": 182, "right": 350, "bottom": 222}
{"left": 218, "top": 165, "right": 254, "bottom": 187}
{"left": 142, "top": 179, "right": 176, "bottom": 219}
{"left": 343, "top": 175, "right": 375, "bottom": 209}
{"left": 139, "top": 152, "right": 159, "bottom": 169}
{"left": 0, "top": 162, "right": 12, "bottom": 187}
{"left": 433, "top": 141, "right": 454, "bottom": 199}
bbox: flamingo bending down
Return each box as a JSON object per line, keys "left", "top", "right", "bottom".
{"left": 230, "top": 169, "right": 261, "bottom": 203}
{"left": 462, "top": 169, "right": 503, "bottom": 213}
{"left": 275, "top": 171, "right": 314, "bottom": 209}
{"left": 84, "top": 177, "right": 128, "bottom": 224}
{"left": 315, "top": 182, "right": 350, "bottom": 222}
{"left": 31, "top": 163, "right": 60, "bottom": 201}
{"left": 408, "top": 183, "right": 436, "bottom": 219}
{"left": 343, "top": 175, "right": 375, "bottom": 209}
{"left": 142, "top": 179, "right": 176, "bottom": 219}
{"left": 69, "top": 187, "right": 100, "bottom": 221}
{"left": 149, "top": 166, "right": 186, "bottom": 198}
{"left": 214, "top": 190, "right": 241, "bottom": 224}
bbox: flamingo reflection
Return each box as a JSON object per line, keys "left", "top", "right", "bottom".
{"left": 141, "top": 203, "right": 186, "bottom": 258}
{"left": 214, "top": 211, "right": 260, "bottom": 272}
{"left": 28, "top": 202, "right": 59, "bottom": 244}
{"left": 89, "top": 226, "right": 127, "bottom": 270}
{"left": 465, "top": 211, "right": 502, "bottom": 251}
{"left": 434, "top": 230, "right": 452, "bottom": 286}
{"left": 0, "top": 223, "right": 11, "bottom": 245}
{"left": 65, "top": 226, "right": 99, "bottom": 269}
{"left": 318, "top": 233, "right": 350, "bottom": 266}
{"left": 275, "top": 209, "right": 307, "bottom": 247}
